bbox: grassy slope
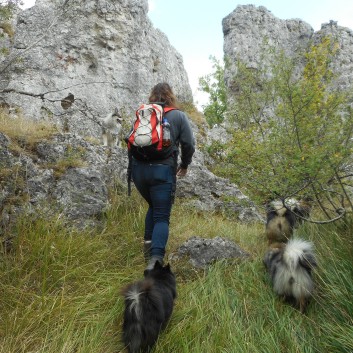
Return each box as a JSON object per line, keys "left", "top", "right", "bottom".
{"left": 0, "top": 189, "right": 352, "bottom": 353}
{"left": 0, "top": 107, "right": 352, "bottom": 352}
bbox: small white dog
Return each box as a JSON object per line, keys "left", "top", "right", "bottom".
{"left": 101, "top": 108, "right": 123, "bottom": 148}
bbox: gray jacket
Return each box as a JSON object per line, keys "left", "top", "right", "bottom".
{"left": 165, "top": 108, "right": 195, "bottom": 169}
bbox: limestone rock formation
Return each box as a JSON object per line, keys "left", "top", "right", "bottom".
{"left": 0, "top": 128, "right": 263, "bottom": 233}
{"left": 176, "top": 147, "right": 262, "bottom": 223}
{"left": 0, "top": 131, "right": 128, "bottom": 230}
{"left": 0, "top": 1, "right": 266, "bottom": 233}
{"left": 222, "top": 5, "right": 353, "bottom": 99}
{"left": 0, "top": 0, "right": 192, "bottom": 138}
{"left": 6, "top": 4, "right": 353, "bottom": 233}
{"left": 223, "top": 5, "right": 313, "bottom": 69}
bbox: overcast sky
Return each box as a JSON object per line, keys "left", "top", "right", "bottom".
{"left": 21, "top": 0, "right": 353, "bottom": 107}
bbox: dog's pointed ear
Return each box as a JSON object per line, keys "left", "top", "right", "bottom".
{"left": 154, "top": 260, "right": 163, "bottom": 270}
{"left": 114, "top": 107, "right": 122, "bottom": 119}
{"left": 165, "top": 263, "right": 171, "bottom": 271}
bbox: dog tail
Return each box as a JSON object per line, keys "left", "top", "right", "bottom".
{"left": 122, "top": 279, "right": 154, "bottom": 320}
{"left": 122, "top": 279, "right": 156, "bottom": 353}
{"left": 282, "top": 238, "right": 317, "bottom": 272}
{"left": 281, "top": 238, "right": 317, "bottom": 312}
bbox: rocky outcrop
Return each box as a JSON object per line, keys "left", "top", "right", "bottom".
{"left": 176, "top": 147, "right": 261, "bottom": 222}
{"left": 222, "top": 5, "right": 353, "bottom": 97}
{"left": 14, "top": 4, "right": 353, "bottom": 234}
{"left": 316, "top": 21, "right": 353, "bottom": 91}
{"left": 0, "top": 0, "right": 266, "bottom": 234}
{"left": 0, "top": 131, "right": 128, "bottom": 230}
{"left": 0, "top": 0, "right": 192, "bottom": 138}
{"left": 0, "top": 129, "right": 263, "bottom": 234}
{"left": 223, "top": 5, "right": 313, "bottom": 69}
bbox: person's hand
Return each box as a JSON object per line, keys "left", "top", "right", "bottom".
{"left": 176, "top": 167, "right": 188, "bottom": 177}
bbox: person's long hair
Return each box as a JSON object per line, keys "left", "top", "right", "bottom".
{"left": 149, "top": 82, "right": 179, "bottom": 108}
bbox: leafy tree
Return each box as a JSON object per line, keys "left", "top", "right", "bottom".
{"left": 0, "top": 1, "right": 22, "bottom": 25}
{"left": 211, "top": 37, "right": 353, "bottom": 222}
{"left": 1, "top": 0, "right": 22, "bottom": 55}
{"left": 198, "top": 56, "right": 227, "bottom": 127}
{"left": 0, "top": 0, "right": 23, "bottom": 59}
{"left": 0, "top": 0, "right": 21, "bottom": 19}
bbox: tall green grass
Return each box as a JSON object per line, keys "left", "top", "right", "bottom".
{"left": 0, "top": 190, "right": 352, "bottom": 353}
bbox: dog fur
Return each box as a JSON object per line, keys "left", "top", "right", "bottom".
{"left": 265, "top": 199, "right": 312, "bottom": 244}
{"left": 101, "top": 108, "right": 123, "bottom": 148}
{"left": 263, "top": 238, "right": 317, "bottom": 313}
{"left": 265, "top": 200, "right": 296, "bottom": 244}
{"left": 121, "top": 262, "right": 176, "bottom": 353}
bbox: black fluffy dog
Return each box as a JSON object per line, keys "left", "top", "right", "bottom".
{"left": 121, "top": 262, "right": 176, "bottom": 353}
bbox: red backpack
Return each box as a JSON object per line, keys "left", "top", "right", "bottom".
{"left": 127, "top": 103, "right": 176, "bottom": 161}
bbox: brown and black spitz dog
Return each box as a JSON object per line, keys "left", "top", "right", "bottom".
{"left": 121, "top": 262, "right": 176, "bottom": 353}
{"left": 265, "top": 199, "right": 312, "bottom": 244}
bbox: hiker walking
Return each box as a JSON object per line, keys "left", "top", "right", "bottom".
{"left": 126, "top": 82, "right": 195, "bottom": 271}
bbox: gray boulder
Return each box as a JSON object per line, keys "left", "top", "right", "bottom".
{"left": 170, "top": 236, "right": 250, "bottom": 269}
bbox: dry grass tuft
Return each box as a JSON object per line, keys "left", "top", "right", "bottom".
{"left": 0, "top": 109, "right": 57, "bottom": 148}
{"left": 179, "top": 102, "right": 208, "bottom": 137}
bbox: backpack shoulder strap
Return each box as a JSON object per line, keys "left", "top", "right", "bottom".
{"left": 164, "top": 106, "right": 177, "bottom": 114}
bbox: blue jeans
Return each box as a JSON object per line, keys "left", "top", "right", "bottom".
{"left": 132, "top": 160, "right": 175, "bottom": 259}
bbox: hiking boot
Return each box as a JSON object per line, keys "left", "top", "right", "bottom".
{"left": 145, "top": 256, "right": 164, "bottom": 271}
{"left": 143, "top": 240, "right": 152, "bottom": 262}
